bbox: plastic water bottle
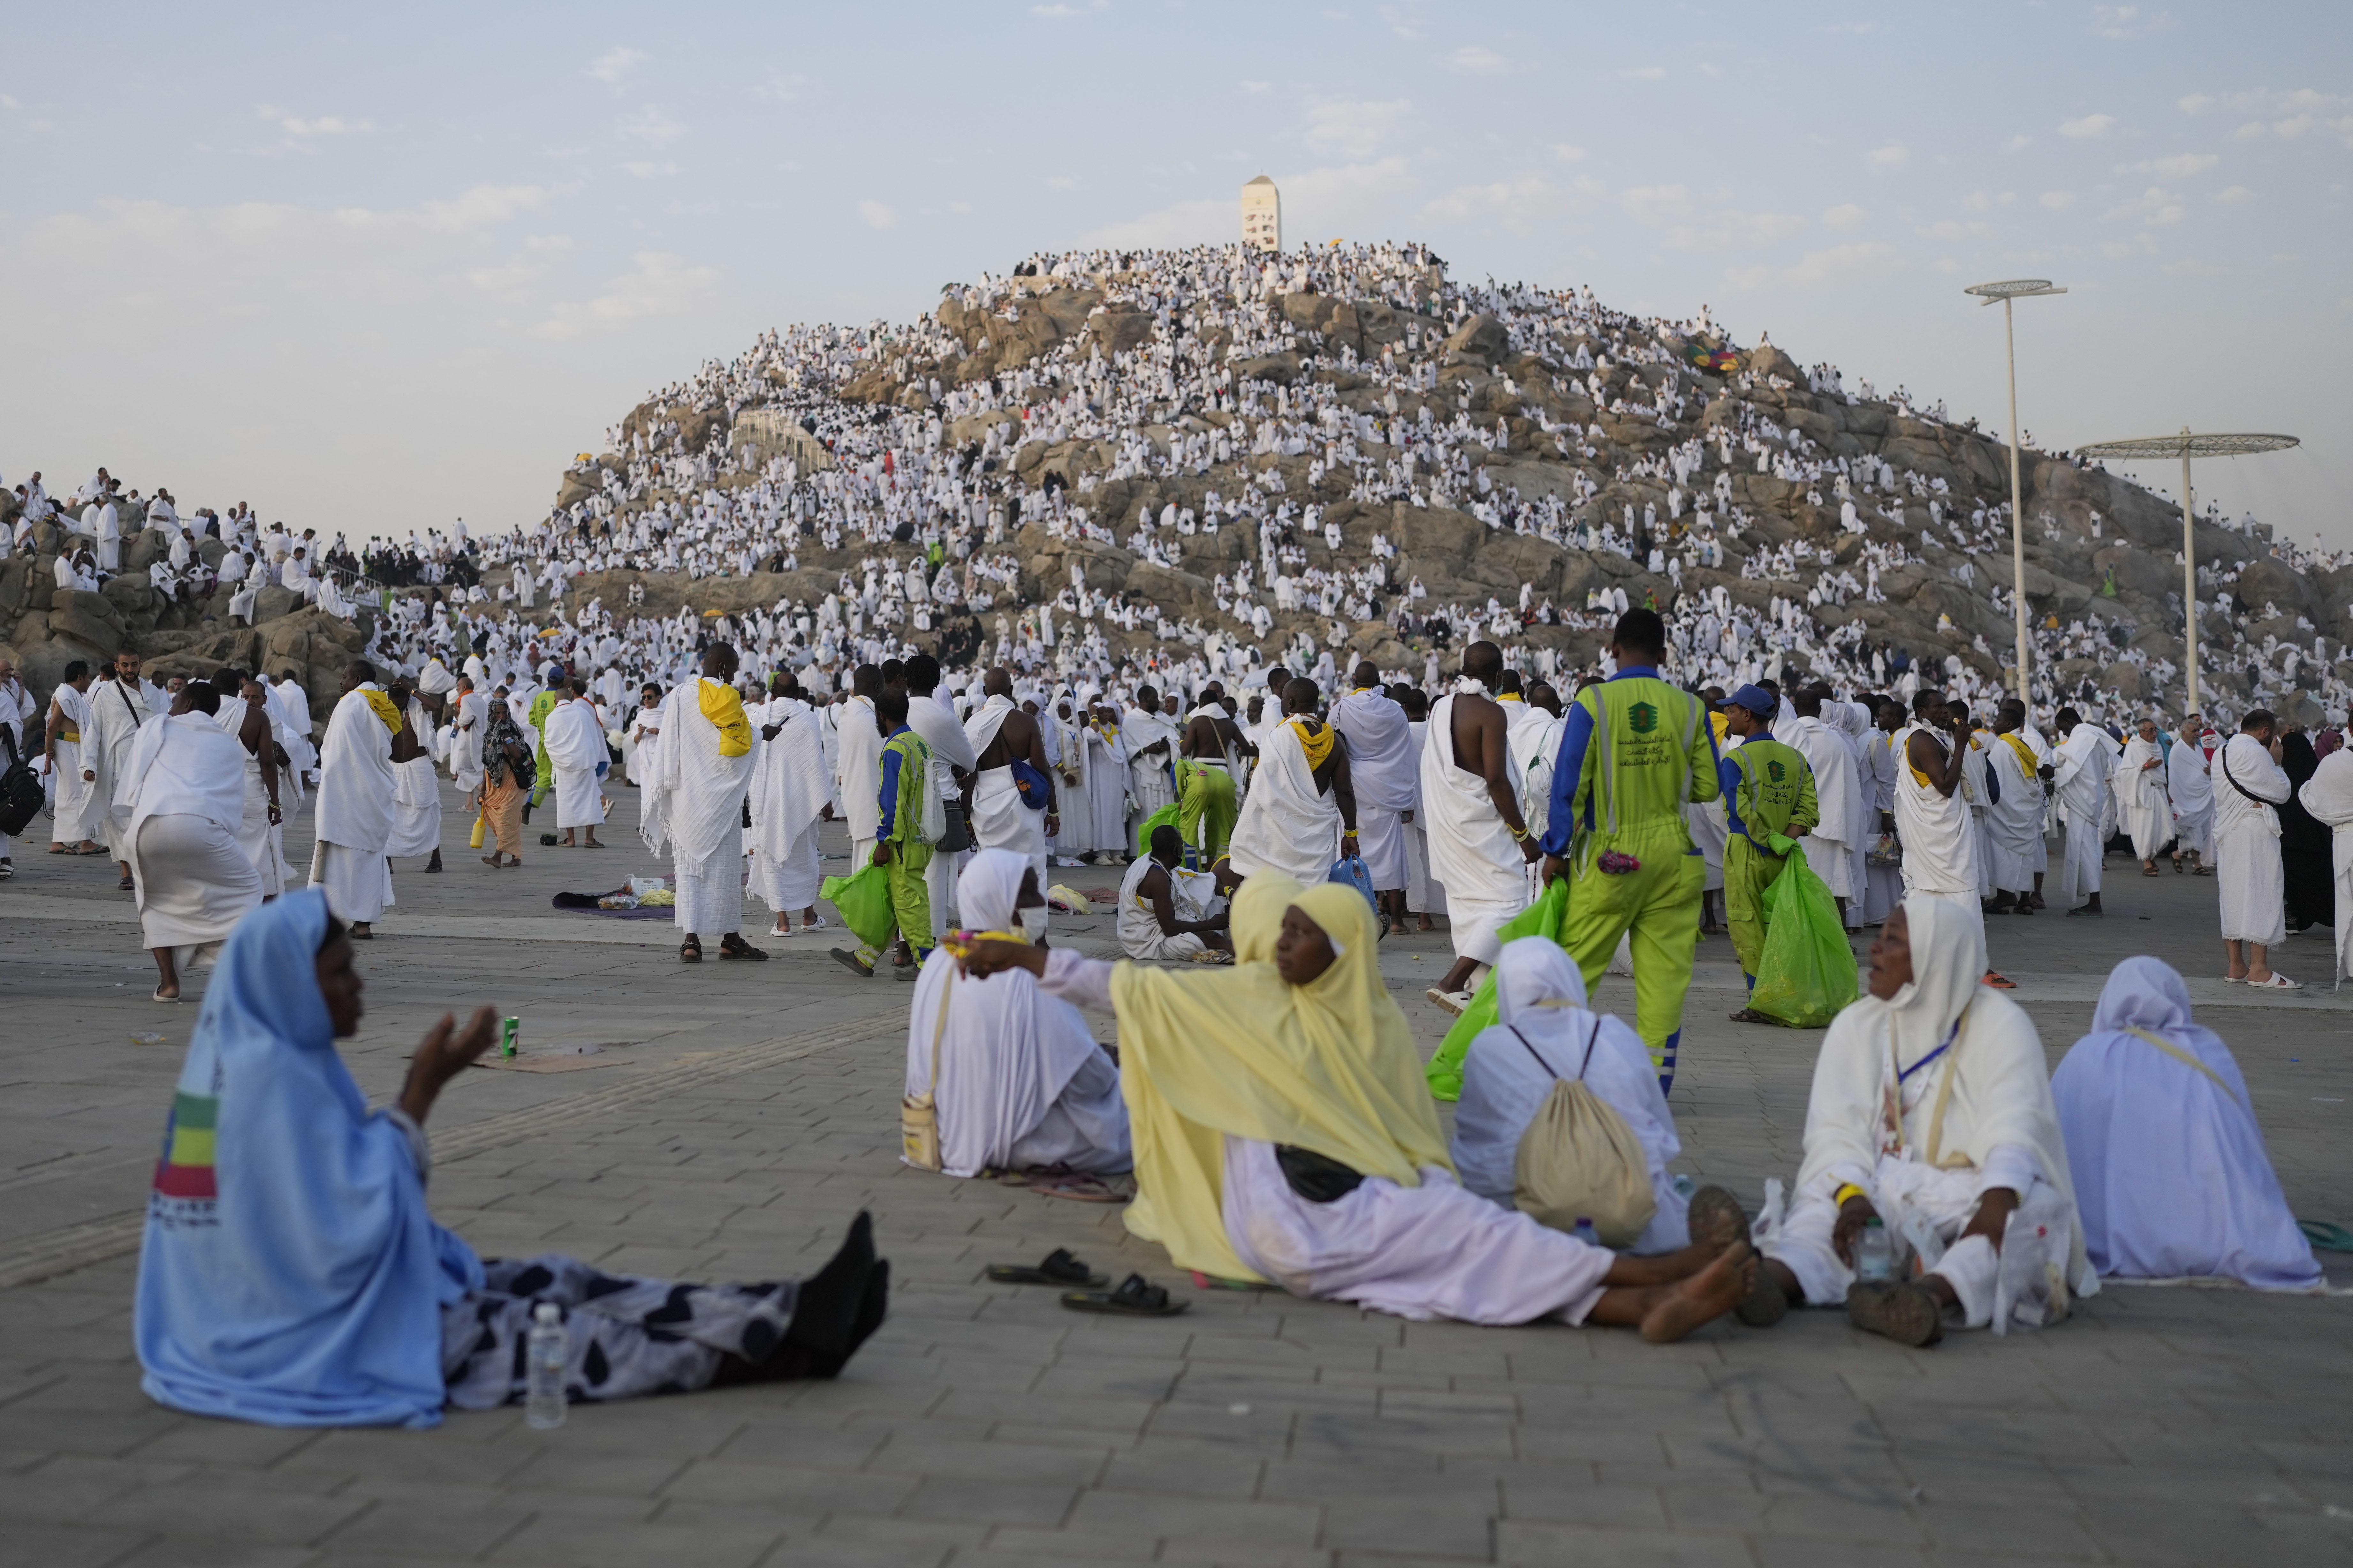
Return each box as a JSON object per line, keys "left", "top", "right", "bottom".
{"left": 1853, "top": 1218, "right": 1895, "bottom": 1284}
{"left": 525, "top": 1303, "right": 567, "bottom": 1429}
{"left": 1572, "top": 1217, "right": 1600, "bottom": 1249}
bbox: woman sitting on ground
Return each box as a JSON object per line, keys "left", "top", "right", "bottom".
{"left": 135, "top": 890, "right": 885, "bottom": 1428}
{"left": 958, "top": 875, "right": 1757, "bottom": 1342}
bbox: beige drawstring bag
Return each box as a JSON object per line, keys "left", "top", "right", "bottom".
{"left": 1508, "top": 1020, "right": 1658, "bottom": 1247}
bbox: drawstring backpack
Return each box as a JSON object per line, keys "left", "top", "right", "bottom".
{"left": 1509, "top": 1016, "right": 1658, "bottom": 1247}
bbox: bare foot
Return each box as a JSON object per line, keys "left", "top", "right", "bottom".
{"left": 1639, "top": 1243, "right": 1757, "bottom": 1345}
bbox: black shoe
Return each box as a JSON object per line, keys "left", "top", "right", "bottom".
{"left": 781, "top": 1212, "right": 877, "bottom": 1365}
{"left": 1845, "top": 1280, "right": 1943, "bottom": 1346}
{"left": 830, "top": 947, "right": 875, "bottom": 977}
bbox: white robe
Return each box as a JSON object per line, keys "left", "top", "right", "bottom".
{"left": 2116, "top": 736, "right": 2171, "bottom": 862}
{"left": 1227, "top": 717, "right": 1342, "bottom": 886}
{"left": 2168, "top": 737, "right": 2215, "bottom": 860}
{"left": 641, "top": 681, "right": 760, "bottom": 936}
{"left": 215, "top": 700, "right": 285, "bottom": 897}
{"left": 833, "top": 694, "right": 884, "bottom": 865}
{"left": 748, "top": 701, "right": 828, "bottom": 914}
{"left": 1122, "top": 705, "right": 1180, "bottom": 831}
{"left": 907, "top": 690, "right": 981, "bottom": 931}
{"left": 448, "top": 693, "right": 487, "bottom": 793}
{"left": 543, "top": 699, "right": 609, "bottom": 829}
{"left": 1783, "top": 714, "right": 1860, "bottom": 899}
{"left": 1115, "top": 852, "right": 1225, "bottom": 961}
{"left": 81, "top": 676, "right": 160, "bottom": 857}
{"left": 1759, "top": 895, "right": 2092, "bottom": 1329}
{"left": 1451, "top": 940, "right": 1690, "bottom": 1255}
{"left": 2053, "top": 723, "right": 2115, "bottom": 899}
{"left": 2300, "top": 751, "right": 2353, "bottom": 983}
{"left": 905, "top": 851, "right": 1128, "bottom": 1177}
{"left": 1330, "top": 687, "right": 1415, "bottom": 891}
{"left": 1418, "top": 692, "right": 1529, "bottom": 965}
{"left": 2212, "top": 734, "right": 2288, "bottom": 947}
{"left": 1403, "top": 720, "right": 1448, "bottom": 916}
{"left": 125, "top": 712, "right": 262, "bottom": 962}
{"left": 308, "top": 687, "right": 398, "bottom": 923}
{"left": 1082, "top": 723, "right": 1130, "bottom": 858}
{"left": 2053, "top": 959, "right": 2321, "bottom": 1290}
{"left": 1981, "top": 732, "right": 2042, "bottom": 896}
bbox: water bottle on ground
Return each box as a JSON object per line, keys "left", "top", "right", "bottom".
{"left": 1853, "top": 1218, "right": 1895, "bottom": 1283}
{"left": 1571, "top": 1217, "right": 1600, "bottom": 1249}
{"left": 525, "top": 1303, "right": 567, "bottom": 1429}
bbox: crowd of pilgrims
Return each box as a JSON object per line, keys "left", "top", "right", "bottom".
{"left": 74, "top": 614, "right": 2341, "bottom": 1432}
{"left": 19, "top": 240, "right": 2346, "bottom": 1427}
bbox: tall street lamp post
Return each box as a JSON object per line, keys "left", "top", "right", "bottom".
{"left": 1962, "top": 279, "right": 2066, "bottom": 704}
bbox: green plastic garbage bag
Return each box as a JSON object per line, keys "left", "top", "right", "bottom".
{"left": 1745, "top": 850, "right": 1857, "bottom": 1027}
{"left": 820, "top": 861, "right": 898, "bottom": 950}
{"left": 1132, "top": 800, "right": 1181, "bottom": 858}
{"left": 1424, "top": 878, "right": 1569, "bottom": 1101}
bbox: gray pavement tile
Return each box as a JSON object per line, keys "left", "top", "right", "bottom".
{"left": 483, "top": 1514, "right": 786, "bottom": 1567}
{"left": 108, "top": 1542, "right": 322, "bottom": 1568}
{"left": 896, "top": 1475, "right": 1080, "bottom": 1527}
{"left": 1095, "top": 1436, "right": 1267, "bottom": 1499}
{"left": 0, "top": 1523, "right": 148, "bottom": 1568}
{"left": 1495, "top": 1519, "right": 1753, "bottom": 1567}
{"left": 1064, "top": 1491, "right": 1323, "bottom": 1549}
{"left": 662, "top": 1460, "right": 916, "bottom": 1515}
{"left": 93, "top": 1478, "right": 369, "bottom": 1545}
{"left": 1312, "top": 1493, "right": 1499, "bottom": 1558}
{"left": 315, "top": 1494, "right": 534, "bottom": 1559}
{"left": 1500, "top": 1473, "right": 1675, "bottom": 1530}
{"left": 970, "top": 1523, "right": 1158, "bottom": 1562}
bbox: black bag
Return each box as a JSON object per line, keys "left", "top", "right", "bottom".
{"left": 934, "top": 788, "right": 975, "bottom": 854}
{"left": 0, "top": 727, "right": 42, "bottom": 838}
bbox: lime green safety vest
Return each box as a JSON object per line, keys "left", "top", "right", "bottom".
{"left": 1568, "top": 677, "right": 1718, "bottom": 843}
{"left": 1726, "top": 736, "right": 1812, "bottom": 844}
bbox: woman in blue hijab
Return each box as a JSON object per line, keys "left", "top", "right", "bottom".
{"left": 136, "top": 890, "right": 886, "bottom": 1427}
{"left": 2051, "top": 955, "right": 2321, "bottom": 1291}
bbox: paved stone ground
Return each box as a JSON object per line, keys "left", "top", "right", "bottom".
{"left": 2, "top": 779, "right": 2349, "bottom": 1567}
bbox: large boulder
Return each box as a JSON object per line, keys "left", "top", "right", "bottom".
{"left": 249, "top": 585, "right": 304, "bottom": 625}
{"left": 48, "top": 589, "right": 124, "bottom": 656}
{"left": 1443, "top": 313, "right": 1508, "bottom": 365}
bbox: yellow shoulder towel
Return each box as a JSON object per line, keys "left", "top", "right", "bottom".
{"left": 361, "top": 689, "right": 402, "bottom": 734}
{"left": 2000, "top": 732, "right": 2038, "bottom": 775}
{"left": 1288, "top": 716, "right": 1334, "bottom": 771}
{"left": 700, "top": 679, "right": 751, "bottom": 758}
{"left": 1106, "top": 877, "right": 1451, "bottom": 1282}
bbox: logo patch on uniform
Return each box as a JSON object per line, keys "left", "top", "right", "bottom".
{"left": 1627, "top": 701, "right": 1658, "bottom": 735}
{"left": 1767, "top": 759, "right": 1787, "bottom": 784}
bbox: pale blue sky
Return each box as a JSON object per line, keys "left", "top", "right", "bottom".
{"left": 3, "top": 3, "right": 2344, "bottom": 545}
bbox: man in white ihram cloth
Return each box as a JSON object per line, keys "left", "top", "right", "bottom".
{"left": 903, "top": 849, "right": 1130, "bottom": 1179}
{"left": 2299, "top": 743, "right": 2353, "bottom": 986}
{"left": 641, "top": 645, "right": 765, "bottom": 961}
{"left": 834, "top": 667, "right": 884, "bottom": 878}
{"left": 310, "top": 661, "right": 413, "bottom": 939}
{"left": 2050, "top": 706, "right": 2114, "bottom": 916}
{"left": 2051, "top": 956, "right": 2321, "bottom": 1291}
{"left": 1227, "top": 679, "right": 1352, "bottom": 884}
{"left": 2169, "top": 717, "right": 2216, "bottom": 873}
{"left": 125, "top": 682, "right": 262, "bottom": 1003}
{"left": 1450, "top": 938, "right": 1700, "bottom": 1256}
{"left": 748, "top": 680, "right": 831, "bottom": 938}
{"left": 904, "top": 654, "right": 977, "bottom": 937}
{"left": 1752, "top": 897, "right": 2095, "bottom": 1346}
{"left": 2211, "top": 710, "right": 2295, "bottom": 989}
{"left": 1419, "top": 644, "right": 1535, "bottom": 1006}
{"left": 384, "top": 685, "right": 444, "bottom": 872}
{"left": 963, "top": 669, "right": 1054, "bottom": 886}
{"left": 1782, "top": 686, "right": 1863, "bottom": 921}
{"left": 542, "top": 683, "right": 608, "bottom": 850}
{"left": 1121, "top": 684, "right": 1180, "bottom": 842}
{"left": 1329, "top": 666, "right": 1415, "bottom": 931}
{"left": 1890, "top": 690, "right": 2008, "bottom": 986}
{"left": 2116, "top": 717, "right": 2172, "bottom": 876}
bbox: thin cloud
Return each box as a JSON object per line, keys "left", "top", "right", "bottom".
{"left": 2089, "top": 6, "right": 2173, "bottom": 39}
{"left": 2060, "top": 113, "right": 2118, "bottom": 138}
{"left": 1618, "top": 66, "right": 1667, "bottom": 81}
{"left": 585, "top": 47, "right": 647, "bottom": 84}
{"left": 859, "top": 200, "right": 895, "bottom": 229}
{"left": 2041, "top": 190, "right": 2079, "bottom": 209}
{"left": 2211, "top": 185, "right": 2258, "bottom": 207}
{"left": 1240, "top": 80, "right": 1272, "bottom": 94}
{"left": 1823, "top": 203, "right": 1865, "bottom": 229}
{"left": 618, "top": 105, "right": 686, "bottom": 146}
{"left": 2119, "top": 152, "right": 2218, "bottom": 177}
{"left": 1030, "top": 0, "right": 1108, "bottom": 15}
{"left": 2003, "top": 134, "right": 2032, "bottom": 153}
{"left": 257, "top": 105, "right": 375, "bottom": 139}
{"left": 1301, "top": 97, "right": 1420, "bottom": 158}
{"left": 1865, "top": 142, "right": 1909, "bottom": 173}
{"left": 1447, "top": 46, "right": 1511, "bottom": 75}
{"left": 1784, "top": 243, "right": 1894, "bottom": 286}
{"left": 1551, "top": 144, "right": 1587, "bottom": 163}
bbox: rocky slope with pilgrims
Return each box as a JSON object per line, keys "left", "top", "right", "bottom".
{"left": 3, "top": 241, "right": 2347, "bottom": 725}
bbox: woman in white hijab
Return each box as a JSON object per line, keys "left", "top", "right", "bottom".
{"left": 903, "top": 849, "right": 1130, "bottom": 1182}
{"left": 1755, "top": 896, "right": 2092, "bottom": 1345}
{"left": 1450, "top": 937, "right": 1701, "bottom": 1256}
{"left": 2052, "top": 957, "right": 2321, "bottom": 1290}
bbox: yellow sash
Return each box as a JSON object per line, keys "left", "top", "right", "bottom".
{"left": 1289, "top": 717, "right": 1333, "bottom": 771}
{"left": 700, "top": 680, "right": 751, "bottom": 757}
{"left": 361, "top": 689, "right": 402, "bottom": 734}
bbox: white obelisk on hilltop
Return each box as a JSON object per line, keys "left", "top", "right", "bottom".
{"left": 1241, "top": 176, "right": 1280, "bottom": 252}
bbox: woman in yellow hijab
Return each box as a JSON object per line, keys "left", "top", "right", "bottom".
{"left": 961, "top": 874, "right": 1757, "bottom": 1341}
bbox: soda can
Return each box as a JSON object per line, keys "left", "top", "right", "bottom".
{"left": 500, "top": 1017, "right": 520, "bottom": 1059}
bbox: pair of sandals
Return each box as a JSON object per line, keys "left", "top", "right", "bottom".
{"left": 680, "top": 934, "right": 768, "bottom": 962}
{"left": 986, "top": 1249, "right": 1188, "bottom": 1316}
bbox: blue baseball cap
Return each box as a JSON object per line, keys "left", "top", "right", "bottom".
{"left": 1727, "top": 683, "right": 1776, "bottom": 718}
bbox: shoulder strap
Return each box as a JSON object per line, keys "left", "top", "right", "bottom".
{"left": 1923, "top": 1004, "right": 1970, "bottom": 1170}
{"left": 2122, "top": 1026, "right": 2244, "bottom": 1111}
{"left": 2216, "top": 743, "right": 2271, "bottom": 810}
{"left": 1506, "top": 1026, "right": 1556, "bottom": 1081}
{"left": 923, "top": 969, "right": 955, "bottom": 1097}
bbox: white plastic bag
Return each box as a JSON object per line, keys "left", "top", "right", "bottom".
{"left": 1991, "top": 1190, "right": 2075, "bottom": 1337}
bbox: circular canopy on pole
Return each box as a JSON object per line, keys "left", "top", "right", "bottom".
{"left": 1963, "top": 279, "right": 2066, "bottom": 303}
{"left": 2076, "top": 432, "right": 2300, "bottom": 460}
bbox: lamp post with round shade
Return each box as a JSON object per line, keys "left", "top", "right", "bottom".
{"left": 2072, "top": 429, "right": 2300, "bottom": 718}
{"left": 1963, "top": 278, "right": 2066, "bottom": 704}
